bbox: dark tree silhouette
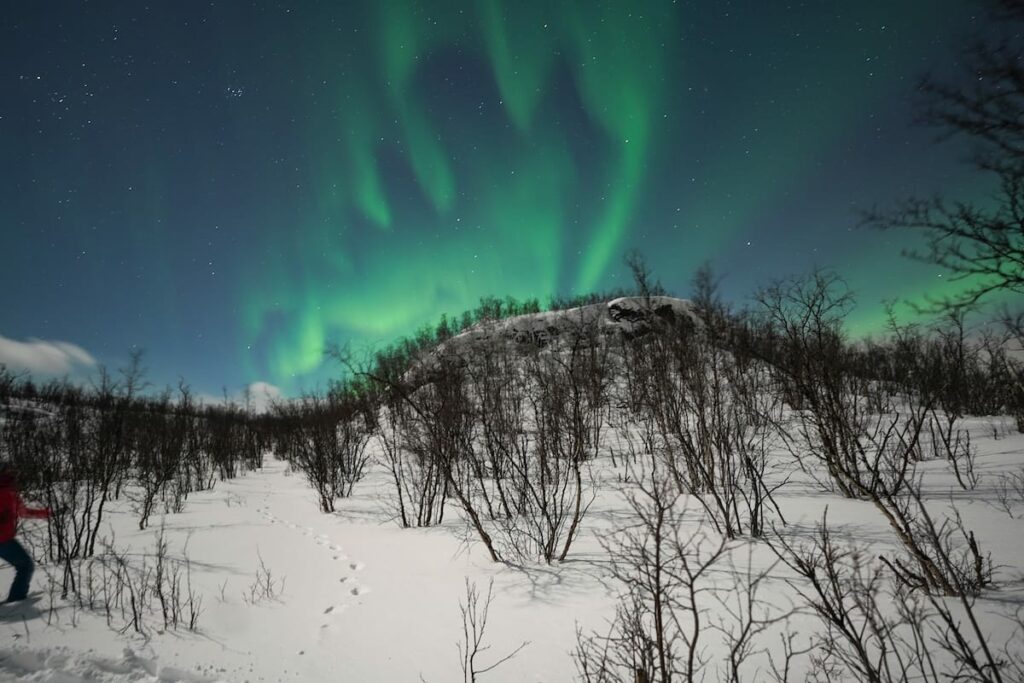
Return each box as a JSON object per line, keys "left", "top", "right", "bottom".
{"left": 864, "top": 0, "right": 1024, "bottom": 310}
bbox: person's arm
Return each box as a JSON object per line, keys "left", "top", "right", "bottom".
{"left": 16, "top": 495, "right": 50, "bottom": 519}
{"left": 0, "top": 492, "right": 14, "bottom": 526}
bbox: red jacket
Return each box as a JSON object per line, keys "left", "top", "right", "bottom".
{"left": 0, "top": 488, "right": 49, "bottom": 543}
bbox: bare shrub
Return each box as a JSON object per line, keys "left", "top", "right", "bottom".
{"left": 456, "top": 578, "right": 529, "bottom": 683}
{"left": 753, "top": 272, "right": 932, "bottom": 500}
{"left": 769, "top": 511, "right": 1012, "bottom": 683}
{"left": 993, "top": 466, "right": 1024, "bottom": 517}
{"left": 133, "top": 391, "right": 189, "bottom": 530}
{"left": 927, "top": 411, "right": 980, "bottom": 490}
{"left": 282, "top": 391, "right": 372, "bottom": 513}
{"left": 242, "top": 549, "right": 286, "bottom": 605}
{"left": 392, "top": 355, "right": 502, "bottom": 562}
{"left": 575, "top": 461, "right": 727, "bottom": 683}
{"left": 377, "top": 398, "right": 448, "bottom": 528}
{"left": 504, "top": 324, "right": 605, "bottom": 562}
{"left": 343, "top": 320, "right": 606, "bottom": 564}
{"left": 54, "top": 526, "right": 204, "bottom": 637}
{"left": 876, "top": 483, "right": 993, "bottom": 598}
{"left": 620, "top": 301, "right": 785, "bottom": 539}
{"left": 576, "top": 453, "right": 794, "bottom": 683}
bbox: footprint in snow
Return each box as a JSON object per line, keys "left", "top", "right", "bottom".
{"left": 317, "top": 603, "right": 347, "bottom": 639}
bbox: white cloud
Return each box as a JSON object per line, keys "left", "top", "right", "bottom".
{"left": 195, "top": 381, "right": 284, "bottom": 413}
{"left": 0, "top": 334, "right": 97, "bottom": 375}
{"left": 245, "top": 381, "right": 283, "bottom": 413}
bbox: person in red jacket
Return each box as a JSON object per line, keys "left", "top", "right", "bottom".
{"left": 0, "top": 468, "right": 49, "bottom": 603}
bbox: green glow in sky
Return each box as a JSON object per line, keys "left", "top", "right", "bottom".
{"left": 231, "top": 0, "right": 989, "bottom": 392}
{"left": 1, "top": 0, "right": 1000, "bottom": 395}
{"left": 242, "top": 0, "right": 679, "bottom": 386}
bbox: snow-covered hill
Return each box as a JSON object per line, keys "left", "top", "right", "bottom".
{"left": 2, "top": 299, "right": 1023, "bottom": 682}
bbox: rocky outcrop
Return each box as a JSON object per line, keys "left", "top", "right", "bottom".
{"left": 404, "top": 296, "right": 700, "bottom": 384}
{"left": 436, "top": 296, "right": 699, "bottom": 354}
{"left": 605, "top": 296, "right": 700, "bottom": 339}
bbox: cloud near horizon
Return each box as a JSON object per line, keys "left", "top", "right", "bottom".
{"left": 195, "top": 381, "right": 284, "bottom": 413}
{"left": 0, "top": 334, "right": 97, "bottom": 375}
{"left": 245, "top": 381, "right": 283, "bottom": 413}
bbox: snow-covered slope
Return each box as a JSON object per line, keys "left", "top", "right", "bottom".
{"left": 0, "top": 416, "right": 1022, "bottom": 682}
{"left": 2, "top": 301, "right": 1023, "bottom": 681}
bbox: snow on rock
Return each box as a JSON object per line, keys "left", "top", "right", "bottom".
{"left": 482, "top": 295, "right": 697, "bottom": 346}
{"left": 431, "top": 296, "right": 699, "bottom": 361}
{"left": 605, "top": 296, "right": 701, "bottom": 338}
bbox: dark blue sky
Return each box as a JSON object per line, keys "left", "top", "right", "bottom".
{"left": 0, "top": 1, "right": 1002, "bottom": 397}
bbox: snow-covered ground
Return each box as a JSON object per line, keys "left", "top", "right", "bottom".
{"left": 1, "top": 415, "right": 1022, "bottom": 682}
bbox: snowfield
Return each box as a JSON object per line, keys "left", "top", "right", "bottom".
{"left": 1, "top": 413, "right": 1022, "bottom": 682}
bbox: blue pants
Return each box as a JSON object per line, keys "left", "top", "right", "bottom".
{"left": 0, "top": 539, "right": 34, "bottom": 602}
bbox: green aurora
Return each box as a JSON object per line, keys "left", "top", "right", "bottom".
{"left": 243, "top": 1, "right": 987, "bottom": 390}
{"left": 0, "top": 0, "right": 1002, "bottom": 395}
{"left": 241, "top": 0, "right": 683, "bottom": 382}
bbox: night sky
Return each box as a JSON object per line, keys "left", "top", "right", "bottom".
{"left": 0, "top": 1, "right": 1007, "bottom": 397}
